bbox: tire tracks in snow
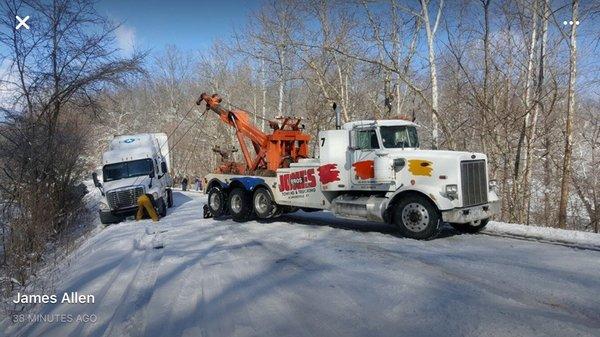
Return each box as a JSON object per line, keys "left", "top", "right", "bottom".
{"left": 144, "top": 224, "right": 228, "bottom": 337}
{"left": 72, "top": 222, "right": 165, "bottom": 337}
{"left": 103, "top": 223, "right": 166, "bottom": 337}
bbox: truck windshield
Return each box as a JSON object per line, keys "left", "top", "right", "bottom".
{"left": 380, "top": 126, "right": 419, "bottom": 148}
{"left": 103, "top": 159, "right": 153, "bottom": 182}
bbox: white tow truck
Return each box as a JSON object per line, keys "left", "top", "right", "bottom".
{"left": 92, "top": 133, "right": 173, "bottom": 224}
{"left": 204, "top": 118, "right": 500, "bottom": 240}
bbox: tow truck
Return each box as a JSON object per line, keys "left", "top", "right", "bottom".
{"left": 198, "top": 93, "right": 500, "bottom": 239}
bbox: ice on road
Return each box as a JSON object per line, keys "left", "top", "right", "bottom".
{"left": 4, "top": 191, "right": 600, "bottom": 337}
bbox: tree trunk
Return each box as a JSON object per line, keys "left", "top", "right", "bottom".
{"left": 261, "top": 58, "right": 266, "bottom": 132}
{"left": 558, "top": 0, "right": 579, "bottom": 229}
{"left": 513, "top": 0, "right": 538, "bottom": 223}
{"left": 523, "top": 0, "right": 549, "bottom": 225}
{"left": 421, "top": 0, "right": 443, "bottom": 149}
{"left": 278, "top": 47, "right": 286, "bottom": 116}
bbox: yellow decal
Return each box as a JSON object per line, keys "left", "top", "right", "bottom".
{"left": 408, "top": 159, "right": 433, "bottom": 177}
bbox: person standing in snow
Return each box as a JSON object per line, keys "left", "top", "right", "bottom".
{"left": 181, "top": 177, "right": 188, "bottom": 191}
{"left": 135, "top": 194, "right": 159, "bottom": 222}
{"left": 195, "top": 177, "right": 201, "bottom": 191}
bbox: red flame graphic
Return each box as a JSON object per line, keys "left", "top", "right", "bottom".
{"left": 318, "top": 163, "right": 341, "bottom": 184}
{"left": 352, "top": 160, "right": 375, "bottom": 179}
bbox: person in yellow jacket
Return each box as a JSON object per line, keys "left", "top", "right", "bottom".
{"left": 136, "top": 194, "right": 159, "bottom": 222}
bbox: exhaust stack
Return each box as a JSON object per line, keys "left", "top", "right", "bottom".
{"left": 333, "top": 102, "right": 341, "bottom": 130}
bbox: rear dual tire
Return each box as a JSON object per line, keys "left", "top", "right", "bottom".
{"left": 253, "top": 188, "right": 278, "bottom": 219}
{"left": 228, "top": 188, "right": 254, "bottom": 222}
{"left": 208, "top": 186, "right": 280, "bottom": 221}
{"left": 207, "top": 186, "right": 227, "bottom": 217}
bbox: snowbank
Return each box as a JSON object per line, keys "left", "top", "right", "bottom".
{"left": 484, "top": 221, "right": 600, "bottom": 248}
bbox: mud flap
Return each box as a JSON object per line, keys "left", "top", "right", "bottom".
{"left": 203, "top": 204, "right": 213, "bottom": 219}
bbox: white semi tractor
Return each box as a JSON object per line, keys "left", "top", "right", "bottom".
{"left": 92, "top": 133, "right": 173, "bottom": 224}
{"left": 204, "top": 119, "right": 500, "bottom": 240}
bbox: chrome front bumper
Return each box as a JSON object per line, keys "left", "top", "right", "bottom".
{"left": 441, "top": 200, "right": 501, "bottom": 224}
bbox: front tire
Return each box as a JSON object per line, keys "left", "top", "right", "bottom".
{"left": 228, "top": 188, "right": 253, "bottom": 222}
{"left": 392, "top": 195, "right": 441, "bottom": 240}
{"left": 450, "top": 218, "right": 489, "bottom": 233}
{"left": 157, "top": 198, "right": 167, "bottom": 217}
{"left": 166, "top": 188, "right": 173, "bottom": 208}
{"left": 207, "top": 186, "right": 227, "bottom": 217}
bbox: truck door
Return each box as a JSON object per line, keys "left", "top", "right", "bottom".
{"left": 350, "top": 127, "right": 380, "bottom": 186}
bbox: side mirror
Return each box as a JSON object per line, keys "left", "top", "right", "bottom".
{"left": 149, "top": 170, "right": 155, "bottom": 179}
{"left": 393, "top": 158, "right": 406, "bottom": 171}
{"left": 161, "top": 162, "right": 168, "bottom": 174}
{"left": 92, "top": 172, "right": 102, "bottom": 188}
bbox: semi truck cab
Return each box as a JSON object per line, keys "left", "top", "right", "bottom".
{"left": 92, "top": 133, "right": 173, "bottom": 224}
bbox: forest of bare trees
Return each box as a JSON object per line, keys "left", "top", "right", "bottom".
{"left": 0, "top": 0, "right": 599, "bottom": 289}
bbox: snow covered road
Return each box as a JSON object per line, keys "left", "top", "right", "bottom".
{"left": 4, "top": 191, "right": 600, "bottom": 337}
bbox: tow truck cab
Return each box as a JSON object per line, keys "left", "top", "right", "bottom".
{"left": 312, "top": 120, "right": 500, "bottom": 226}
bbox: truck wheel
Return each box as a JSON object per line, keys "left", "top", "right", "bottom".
{"left": 253, "top": 188, "right": 278, "bottom": 219}
{"left": 207, "top": 186, "right": 227, "bottom": 217}
{"left": 166, "top": 188, "right": 173, "bottom": 208}
{"left": 451, "top": 218, "right": 489, "bottom": 233}
{"left": 228, "top": 188, "right": 253, "bottom": 222}
{"left": 392, "top": 195, "right": 441, "bottom": 240}
{"left": 158, "top": 198, "right": 167, "bottom": 218}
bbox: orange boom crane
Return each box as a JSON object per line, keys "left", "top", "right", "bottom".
{"left": 196, "top": 93, "right": 311, "bottom": 175}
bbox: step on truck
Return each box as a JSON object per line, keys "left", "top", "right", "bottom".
{"left": 92, "top": 133, "right": 173, "bottom": 224}
{"left": 198, "top": 93, "right": 500, "bottom": 240}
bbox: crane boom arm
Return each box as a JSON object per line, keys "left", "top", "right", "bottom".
{"left": 197, "top": 92, "right": 310, "bottom": 174}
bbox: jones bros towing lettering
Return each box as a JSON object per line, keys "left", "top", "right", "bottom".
{"left": 279, "top": 169, "right": 317, "bottom": 192}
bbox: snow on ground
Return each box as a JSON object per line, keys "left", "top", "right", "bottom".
{"left": 484, "top": 221, "right": 600, "bottom": 248}
{"left": 2, "top": 191, "right": 600, "bottom": 337}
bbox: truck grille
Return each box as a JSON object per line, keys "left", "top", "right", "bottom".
{"left": 107, "top": 187, "right": 144, "bottom": 209}
{"left": 460, "top": 160, "right": 488, "bottom": 207}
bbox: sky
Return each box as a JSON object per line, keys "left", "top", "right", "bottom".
{"left": 96, "top": 0, "right": 260, "bottom": 55}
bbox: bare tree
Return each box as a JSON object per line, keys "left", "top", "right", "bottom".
{"left": 0, "top": 0, "right": 143, "bottom": 289}
{"left": 558, "top": 0, "right": 579, "bottom": 229}
{"left": 420, "top": 0, "right": 444, "bottom": 149}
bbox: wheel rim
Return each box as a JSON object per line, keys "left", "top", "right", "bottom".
{"left": 254, "top": 192, "right": 269, "bottom": 215}
{"left": 471, "top": 219, "right": 481, "bottom": 227}
{"left": 209, "top": 192, "right": 221, "bottom": 211}
{"left": 401, "top": 203, "right": 430, "bottom": 232}
{"left": 230, "top": 194, "right": 242, "bottom": 213}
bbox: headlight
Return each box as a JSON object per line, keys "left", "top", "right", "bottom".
{"left": 489, "top": 179, "right": 498, "bottom": 192}
{"left": 445, "top": 184, "right": 458, "bottom": 200}
{"left": 99, "top": 202, "right": 109, "bottom": 211}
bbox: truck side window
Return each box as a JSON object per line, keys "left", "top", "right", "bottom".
{"left": 356, "top": 129, "right": 379, "bottom": 150}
